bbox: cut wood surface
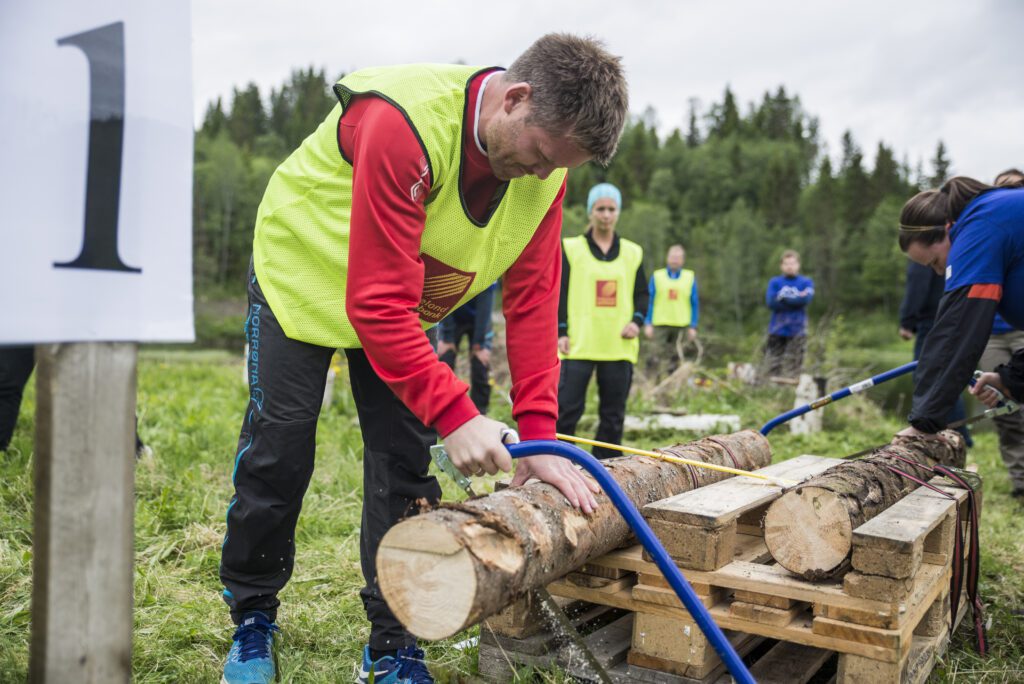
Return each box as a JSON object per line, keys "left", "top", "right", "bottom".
{"left": 763, "top": 432, "right": 965, "bottom": 580}
{"left": 376, "top": 431, "right": 772, "bottom": 639}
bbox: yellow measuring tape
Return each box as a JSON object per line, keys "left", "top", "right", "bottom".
{"left": 555, "top": 433, "right": 797, "bottom": 487}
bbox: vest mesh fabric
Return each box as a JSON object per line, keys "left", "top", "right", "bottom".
{"left": 253, "top": 64, "right": 565, "bottom": 348}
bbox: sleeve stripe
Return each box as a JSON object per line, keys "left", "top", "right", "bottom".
{"left": 967, "top": 284, "right": 1003, "bottom": 300}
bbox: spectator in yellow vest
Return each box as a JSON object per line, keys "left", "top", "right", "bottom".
{"left": 643, "top": 244, "right": 699, "bottom": 378}
{"left": 557, "top": 183, "right": 648, "bottom": 458}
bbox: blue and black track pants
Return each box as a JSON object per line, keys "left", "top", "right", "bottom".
{"left": 220, "top": 264, "right": 441, "bottom": 651}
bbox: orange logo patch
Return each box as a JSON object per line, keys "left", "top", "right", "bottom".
{"left": 595, "top": 280, "right": 618, "bottom": 307}
{"left": 416, "top": 254, "right": 475, "bottom": 323}
{"left": 668, "top": 289, "right": 679, "bottom": 301}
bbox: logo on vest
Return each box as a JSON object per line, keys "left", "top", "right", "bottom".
{"left": 417, "top": 254, "right": 475, "bottom": 323}
{"left": 595, "top": 280, "right": 618, "bottom": 307}
{"left": 668, "top": 289, "right": 679, "bottom": 301}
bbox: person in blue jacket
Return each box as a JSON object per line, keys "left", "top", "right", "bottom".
{"left": 436, "top": 283, "right": 497, "bottom": 415}
{"left": 897, "top": 175, "right": 1024, "bottom": 501}
{"left": 764, "top": 250, "right": 814, "bottom": 378}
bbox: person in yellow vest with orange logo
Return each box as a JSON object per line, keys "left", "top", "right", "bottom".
{"left": 644, "top": 244, "right": 699, "bottom": 379}
{"left": 218, "top": 35, "right": 629, "bottom": 684}
{"left": 557, "top": 183, "right": 648, "bottom": 459}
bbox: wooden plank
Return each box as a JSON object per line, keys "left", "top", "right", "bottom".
{"left": 30, "top": 343, "right": 136, "bottom": 684}
{"left": 632, "top": 584, "right": 719, "bottom": 610}
{"left": 630, "top": 613, "right": 760, "bottom": 679}
{"left": 734, "top": 589, "right": 796, "bottom": 609}
{"left": 638, "top": 573, "right": 720, "bottom": 598}
{"left": 730, "top": 600, "right": 807, "bottom": 627}
{"left": 811, "top": 616, "right": 902, "bottom": 650}
{"left": 480, "top": 602, "right": 624, "bottom": 656}
{"left": 842, "top": 572, "right": 915, "bottom": 602}
{"left": 816, "top": 566, "right": 951, "bottom": 648}
{"left": 851, "top": 481, "right": 961, "bottom": 553}
{"left": 647, "top": 519, "right": 735, "bottom": 571}
{"left": 644, "top": 456, "right": 843, "bottom": 528}
{"left": 546, "top": 583, "right": 906, "bottom": 662}
{"left": 850, "top": 480, "right": 963, "bottom": 580}
{"left": 561, "top": 614, "right": 634, "bottom": 676}
{"left": 913, "top": 589, "right": 950, "bottom": 638}
{"left": 579, "top": 562, "right": 629, "bottom": 580}
{"left": 747, "top": 641, "right": 833, "bottom": 684}
{"left": 566, "top": 572, "right": 636, "bottom": 593}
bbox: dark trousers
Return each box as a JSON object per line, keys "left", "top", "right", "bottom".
{"left": 438, "top": 322, "right": 490, "bottom": 414}
{"left": 765, "top": 334, "right": 806, "bottom": 378}
{"left": 0, "top": 346, "right": 35, "bottom": 450}
{"left": 556, "top": 359, "right": 632, "bottom": 459}
{"left": 645, "top": 326, "right": 689, "bottom": 379}
{"left": 220, "top": 268, "right": 440, "bottom": 650}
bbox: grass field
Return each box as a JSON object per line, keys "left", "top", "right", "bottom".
{"left": 1, "top": 348, "right": 1022, "bottom": 682}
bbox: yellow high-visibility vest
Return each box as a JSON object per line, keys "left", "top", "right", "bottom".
{"left": 561, "top": 234, "right": 643, "bottom": 363}
{"left": 252, "top": 64, "right": 566, "bottom": 348}
{"left": 651, "top": 268, "right": 695, "bottom": 327}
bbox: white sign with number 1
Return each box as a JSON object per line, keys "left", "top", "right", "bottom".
{"left": 0, "top": 2, "right": 194, "bottom": 343}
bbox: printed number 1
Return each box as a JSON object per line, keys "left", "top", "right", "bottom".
{"left": 55, "top": 21, "right": 140, "bottom": 273}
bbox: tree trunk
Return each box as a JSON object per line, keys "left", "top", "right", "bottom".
{"left": 763, "top": 431, "right": 965, "bottom": 580}
{"left": 376, "top": 431, "right": 772, "bottom": 640}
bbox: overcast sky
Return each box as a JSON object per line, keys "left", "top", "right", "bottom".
{"left": 192, "top": 0, "right": 1023, "bottom": 181}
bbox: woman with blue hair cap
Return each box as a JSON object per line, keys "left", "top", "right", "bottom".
{"left": 557, "top": 182, "right": 649, "bottom": 458}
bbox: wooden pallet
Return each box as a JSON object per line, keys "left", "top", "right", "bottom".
{"left": 536, "top": 456, "right": 974, "bottom": 683}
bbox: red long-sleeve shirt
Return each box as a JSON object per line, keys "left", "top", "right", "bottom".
{"left": 340, "top": 69, "right": 563, "bottom": 440}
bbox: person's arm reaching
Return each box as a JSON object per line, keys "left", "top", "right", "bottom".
{"left": 907, "top": 284, "right": 999, "bottom": 432}
{"left": 344, "top": 98, "right": 480, "bottom": 440}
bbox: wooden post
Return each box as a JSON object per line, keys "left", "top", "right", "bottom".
{"left": 30, "top": 343, "right": 136, "bottom": 683}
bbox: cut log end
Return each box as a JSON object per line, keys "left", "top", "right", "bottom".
{"left": 376, "top": 517, "right": 479, "bottom": 640}
{"left": 763, "top": 486, "right": 852, "bottom": 578}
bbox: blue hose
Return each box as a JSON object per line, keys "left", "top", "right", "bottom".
{"left": 760, "top": 361, "right": 918, "bottom": 435}
{"left": 506, "top": 440, "right": 755, "bottom": 684}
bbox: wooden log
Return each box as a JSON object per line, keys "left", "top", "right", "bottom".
{"left": 376, "top": 431, "right": 772, "bottom": 639}
{"left": 763, "top": 432, "right": 965, "bottom": 580}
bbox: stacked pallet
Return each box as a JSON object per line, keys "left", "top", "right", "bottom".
{"left": 480, "top": 455, "right": 974, "bottom": 683}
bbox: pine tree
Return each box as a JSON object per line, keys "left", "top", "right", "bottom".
{"left": 929, "top": 140, "right": 952, "bottom": 187}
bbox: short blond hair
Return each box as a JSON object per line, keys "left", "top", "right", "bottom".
{"left": 781, "top": 250, "right": 800, "bottom": 262}
{"left": 506, "top": 34, "right": 629, "bottom": 166}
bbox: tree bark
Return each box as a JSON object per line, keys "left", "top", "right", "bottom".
{"left": 763, "top": 431, "right": 966, "bottom": 580}
{"left": 377, "top": 431, "right": 772, "bottom": 640}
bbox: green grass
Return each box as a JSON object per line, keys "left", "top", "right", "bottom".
{"left": 1, "top": 349, "right": 1022, "bottom": 681}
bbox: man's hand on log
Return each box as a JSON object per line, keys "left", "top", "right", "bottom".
{"left": 970, "top": 371, "right": 1011, "bottom": 408}
{"left": 444, "top": 415, "right": 514, "bottom": 477}
{"left": 511, "top": 454, "right": 600, "bottom": 514}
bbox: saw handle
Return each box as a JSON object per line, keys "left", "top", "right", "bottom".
{"left": 505, "top": 440, "right": 755, "bottom": 684}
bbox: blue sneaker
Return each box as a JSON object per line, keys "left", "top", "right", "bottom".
{"left": 221, "top": 612, "right": 280, "bottom": 684}
{"left": 357, "top": 645, "right": 434, "bottom": 683}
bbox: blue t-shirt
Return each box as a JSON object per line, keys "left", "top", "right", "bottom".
{"left": 945, "top": 188, "right": 1024, "bottom": 329}
{"left": 766, "top": 274, "right": 814, "bottom": 337}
